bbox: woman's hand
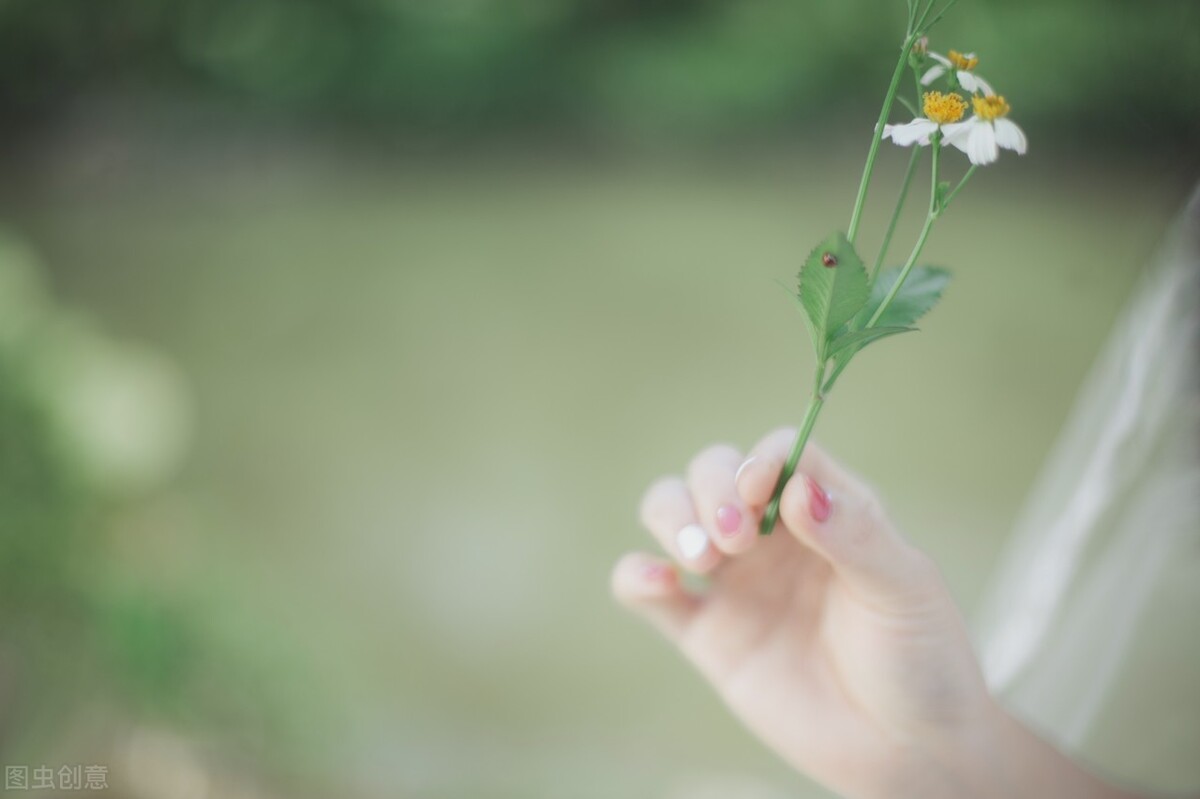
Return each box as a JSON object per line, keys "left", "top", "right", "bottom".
{"left": 611, "top": 429, "right": 996, "bottom": 799}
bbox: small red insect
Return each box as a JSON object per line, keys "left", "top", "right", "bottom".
{"left": 821, "top": 252, "right": 838, "bottom": 267}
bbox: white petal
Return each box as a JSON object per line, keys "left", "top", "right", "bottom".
{"left": 972, "top": 74, "right": 996, "bottom": 96}
{"left": 940, "top": 120, "right": 975, "bottom": 152}
{"left": 884, "top": 119, "right": 938, "bottom": 147}
{"left": 993, "top": 118, "right": 1028, "bottom": 154}
{"left": 920, "top": 64, "right": 947, "bottom": 86}
{"left": 967, "top": 121, "right": 1000, "bottom": 165}
{"left": 958, "top": 71, "right": 994, "bottom": 95}
{"left": 929, "top": 52, "right": 952, "bottom": 67}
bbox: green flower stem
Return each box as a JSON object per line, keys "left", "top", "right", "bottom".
{"left": 820, "top": 354, "right": 851, "bottom": 396}
{"left": 762, "top": 123, "right": 944, "bottom": 535}
{"left": 867, "top": 212, "right": 936, "bottom": 329}
{"left": 867, "top": 134, "right": 941, "bottom": 329}
{"left": 826, "top": 135, "right": 956, "bottom": 396}
{"left": 846, "top": 33, "right": 919, "bottom": 246}
{"left": 872, "top": 145, "right": 922, "bottom": 277}
{"left": 942, "top": 164, "right": 977, "bottom": 209}
{"left": 870, "top": 61, "right": 932, "bottom": 282}
{"left": 759, "top": 363, "right": 826, "bottom": 535}
{"left": 869, "top": 62, "right": 932, "bottom": 277}
{"left": 914, "top": 0, "right": 938, "bottom": 31}
{"left": 920, "top": 0, "right": 962, "bottom": 33}
{"left": 760, "top": 10, "right": 967, "bottom": 536}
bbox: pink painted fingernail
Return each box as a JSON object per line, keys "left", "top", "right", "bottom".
{"left": 716, "top": 504, "right": 742, "bottom": 536}
{"left": 805, "top": 475, "right": 832, "bottom": 523}
{"left": 642, "top": 563, "right": 672, "bottom": 581}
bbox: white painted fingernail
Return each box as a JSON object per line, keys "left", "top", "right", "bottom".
{"left": 734, "top": 456, "right": 757, "bottom": 485}
{"left": 676, "top": 524, "right": 709, "bottom": 560}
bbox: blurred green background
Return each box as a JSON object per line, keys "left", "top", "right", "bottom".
{"left": 0, "top": 0, "right": 1196, "bottom": 797}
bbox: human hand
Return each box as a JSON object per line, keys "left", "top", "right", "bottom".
{"left": 612, "top": 429, "right": 996, "bottom": 799}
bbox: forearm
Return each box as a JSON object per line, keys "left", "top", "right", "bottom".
{"left": 910, "top": 699, "right": 1145, "bottom": 799}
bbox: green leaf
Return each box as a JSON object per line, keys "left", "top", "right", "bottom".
{"left": 854, "top": 265, "right": 950, "bottom": 330}
{"left": 797, "top": 231, "right": 870, "bottom": 358}
{"left": 823, "top": 325, "right": 916, "bottom": 393}
{"left": 827, "top": 325, "right": 914, "bottom": 362}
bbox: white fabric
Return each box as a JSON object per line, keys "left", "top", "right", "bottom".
{"left": 976, "top": 186, "right": 1200, "bottom": 792}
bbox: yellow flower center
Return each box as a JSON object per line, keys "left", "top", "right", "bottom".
{"left": 947, "top": 50, "right": 979, "bottom": 71}
{"left": 923, "top": 91, "right": 966, "bottom": 125}
{"left": 972, "top": 94, "right": 1011, "bottom": 121}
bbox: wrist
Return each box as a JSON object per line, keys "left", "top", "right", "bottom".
{"left": 876, "top": 696, "right": 1013, "bottom": 799}
{"left": 886, "top": 697, "right": 1142, "bottom": 799}
{"left": 927, "top": 696, "right": 1013, "bottom": 799}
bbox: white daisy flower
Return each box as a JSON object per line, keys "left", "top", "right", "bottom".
{"left": 921, "top": 50, "right": 995, "bottom": 96}
{"left": 883, "top": 91, "right": 967, "bottom": 148}
{"left": 942, "top": 94, "right": 1028, "bottom": 165}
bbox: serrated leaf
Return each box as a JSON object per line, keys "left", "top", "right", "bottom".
{"left": 798, "top": 231, "right": 870, "bottom": 358}
{"left": 854, "top": 265, "right": 950, "bottom": 330}
{"left": 827, "top": 325, "right": 915, "bottom": 362}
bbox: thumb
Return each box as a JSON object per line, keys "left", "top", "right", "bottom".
{"left": 778, "top": 469, "right": 937, "bottom": 608}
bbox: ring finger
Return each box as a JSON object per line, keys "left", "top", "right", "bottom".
{"left": 638, "top": 476, "right": 724, "bottom": 574}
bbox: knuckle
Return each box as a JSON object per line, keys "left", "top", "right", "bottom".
{"left": 736, "top": 457, "right": 780, "bottom": 506}
{"left": 761, "top": 426, "right": 798, "bottom": 454}
{"left": 803, "top": 437, "right": 828, "bottom": 460}
{"left": 686, "top": 443, "right": 740, "bottom": 480}
{"left": 639, "top": 476, "right": 684, "bottom": 527}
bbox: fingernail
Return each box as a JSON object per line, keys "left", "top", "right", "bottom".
{"left": 734, "top": 456, "right": 757, "bottom": 485}
{"left": 805, "top": 475, "right": 832, "bottom": 523}
{"left": 642, "top": 562, "right": 673, "bottom": 581}
{"left": 676, "top": 524, "right": 710, "bottom": 560}
{"left": 716, "top": 504, "right": 742, "bottom": 536}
